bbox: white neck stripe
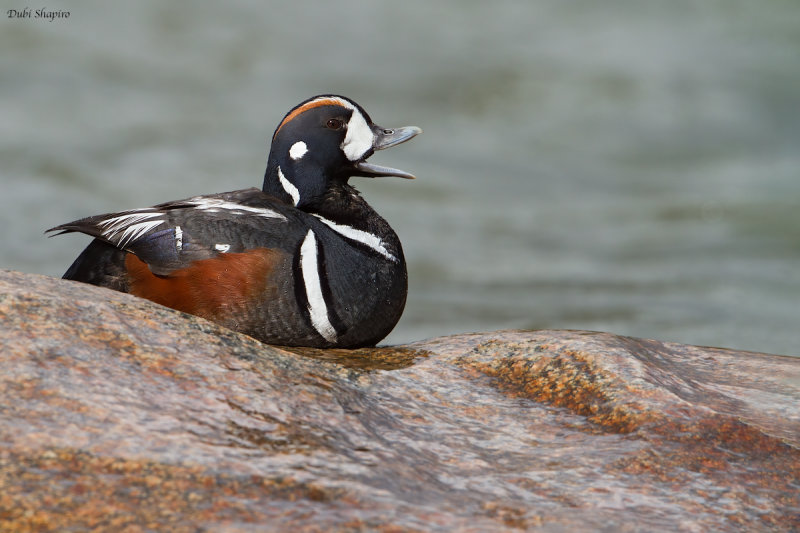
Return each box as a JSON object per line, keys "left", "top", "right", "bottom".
{"left": 299, "top": 230, "right": 338, "bottom": 343}
{"left": 277, "top": 167, "right": 300, "bottom": 206}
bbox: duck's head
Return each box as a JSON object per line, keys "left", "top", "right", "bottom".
{"left": 264, "top": 95, "right": 421, "bottom": 208}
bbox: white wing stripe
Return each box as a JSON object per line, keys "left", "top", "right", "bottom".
{"left": 98, "top": 211, "right": 164, "bottom": 247}
{"left": 98, "top": 212, "right": 161, "bottom": 234}
{"left": 187, "top": 197, "right": 287, "bottom": 220}
{"left": 115, "top": 220, "right": 165, "bottom": 248}
{"left": 92, "top": 196, "right": 286, "bottom": 250}
{"left": 299, "top": 230, "right": 337, "bottom": 343}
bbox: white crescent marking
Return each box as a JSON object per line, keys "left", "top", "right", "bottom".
{"left": 299, "top": 230, "right": 337, "bottom": 343}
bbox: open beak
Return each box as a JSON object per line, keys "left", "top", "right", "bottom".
{"left": 353, "top": 125, "right": 422, "bottom": 179}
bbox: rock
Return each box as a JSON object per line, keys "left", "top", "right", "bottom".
{"left": 1, "top": 269, "right": 798, "bottom": 532}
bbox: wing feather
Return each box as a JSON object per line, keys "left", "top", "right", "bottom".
{"left": 47, "top": 189, "right": 294, "bottom": 276}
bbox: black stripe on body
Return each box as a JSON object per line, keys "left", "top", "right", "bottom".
{"left": 314, "top": 238, "right": 347, "bottom": 336}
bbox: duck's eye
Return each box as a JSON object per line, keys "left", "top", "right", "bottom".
{"left": 326, "top": 118, "right": 344, "bottom": 130}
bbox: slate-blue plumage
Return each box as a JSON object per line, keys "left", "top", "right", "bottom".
{"left": 48, "top": 95, "right": 421, "bottom": 348}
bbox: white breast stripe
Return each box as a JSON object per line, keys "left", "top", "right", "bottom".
{"left": 299, "top": 230, "right": 337, "bottom": 343}
{"left": 188, "top": 197, "right": 287, "bottom": 220}
{"left": 313, "top": 215, "right": 397, "bottom": 262}
{"left": 277, "top": 167, "right": 300, "bottom": 206}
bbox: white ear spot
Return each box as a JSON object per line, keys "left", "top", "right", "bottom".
{"left": 289, "top": 141, "right": 308, "bottom": 161}
{"left": 341, "top": 109, "right": 375, "bottom": 161}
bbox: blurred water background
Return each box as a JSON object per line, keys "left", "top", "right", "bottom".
{"left": 2, "top": 1, "right": 799, "bottom": 355}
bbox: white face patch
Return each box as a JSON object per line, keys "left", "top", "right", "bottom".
{"left": 276, "top": 96, "right": 375, "bottom": 162}
{"left": 341, "top": 108, "right": 375, "bottom": 161}
{"left": 214, "top": 243, "right": 231, "bottom": 253}
{"left": 313, "top": 215, "right": 397, "bottom": 262}
{"left": 277, "top": 167, "right": 300, "bottom": 206}
{"left": 299, "top": 230, "right": 338, "bottom": 343}
{"left": 289, "top": 141, "right": 308, "bottom": 161}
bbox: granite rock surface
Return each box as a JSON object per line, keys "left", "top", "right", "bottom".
{"left": 1, "top": 270, "right": 798, "bottom": 532}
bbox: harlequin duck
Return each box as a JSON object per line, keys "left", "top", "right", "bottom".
{"left": 47, "top": 95, "right": 421, "bottom": 348}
